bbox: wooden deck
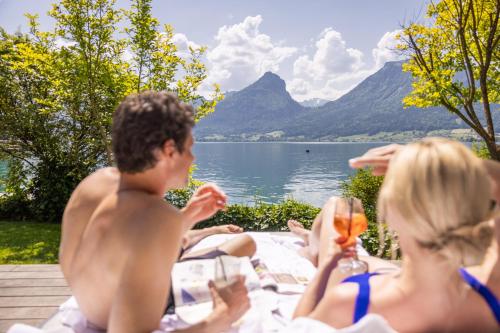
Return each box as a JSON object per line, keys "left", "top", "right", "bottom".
{"left": 0, "top": 265, "right": 70, "bottom": 332}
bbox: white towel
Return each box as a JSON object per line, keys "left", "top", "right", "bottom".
{"left": 282, "top": 315, "right": 397, "bottom": 333}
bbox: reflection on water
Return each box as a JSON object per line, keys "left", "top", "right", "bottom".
{"left": 0, "top": 160, "right": 7, "bottom": 192}
{"left": 192, "top": 142, "right": 387, "bottom": 207}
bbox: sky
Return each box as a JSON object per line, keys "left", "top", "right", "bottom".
{"left": 0, "top": 0, "right": 429, "bottom": 101}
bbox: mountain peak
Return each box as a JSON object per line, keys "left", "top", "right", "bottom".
{"left": 248, "top": 71, "right": 286, "bottom": 92}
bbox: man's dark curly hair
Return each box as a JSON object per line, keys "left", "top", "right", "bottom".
{"left": 112, "top": 91, "right": 195, "bottom": 173}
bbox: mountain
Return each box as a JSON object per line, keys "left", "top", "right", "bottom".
{"left": 299, "top": 98, "right": 330, "bottom": 108}
{"left": 194, "top": 61, "right": 497, "bottom": 141}
{"left": 283, "top": 61, "right": 466, "bottom": 139}
{"left": 195, "top": 72, "right": 304, "bottom": 138}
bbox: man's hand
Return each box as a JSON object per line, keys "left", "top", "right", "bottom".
{"left": 206, "top": 276, "right": 250, "bottom": 332}
{"left": 181, "top": 183, "right": 227, "bottom": 228}
{"left": 349, "top": 144, "right": 402, "bottom": 176}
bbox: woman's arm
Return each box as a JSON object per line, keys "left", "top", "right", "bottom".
{"left": 293, "top": 249, "right": 353, "bottom": 318}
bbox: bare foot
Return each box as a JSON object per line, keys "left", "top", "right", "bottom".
{"left": 216, "top": 224, "right": 244, "bottom": 234}
{"left": 287, "top": 220, "right": 310, "bottom": 245}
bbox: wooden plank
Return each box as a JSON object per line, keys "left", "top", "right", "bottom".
{"left": 0, "top": 319, "right": 44, "bottom": 332}
{"left": 0, "top": 271, "right": 64, "bottom": 279}
{"left": 0, "top": 266, "right": 17, "bottom": 272}
{"left": 0, "top": 306, "right": 58, "bottom": 319}
{"left": 0, "top": 296, "right": 69, "bottom": 307}
{"left": 0, "top": 279, "right": 67, "bottom": 287}
{"left": 11, "top": 265, "right": 61, "bottom": 272}
{"left": 0, "top": 287, "right": 71, "bottom": 296}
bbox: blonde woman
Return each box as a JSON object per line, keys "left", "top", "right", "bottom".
{"left": 294, "top": 138, "right": 496, "bottom": 332}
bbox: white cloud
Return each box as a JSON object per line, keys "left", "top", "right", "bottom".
{"left": 172, "top": 33, "right": 201, "bottom": 57}
{"left": 54, "top": 37, "right": 76, "bottom": 49}
{"left": 372, "top": 30, "right": 404, "bottom": 69}
{"left": 288, "top": 29, "right": 404, "bottom": 102}
{"left": 202, "top": 15, "right": 297, "bottom": 93}
{"left": 292, "top": 29, "right": 365, "bottom": 81}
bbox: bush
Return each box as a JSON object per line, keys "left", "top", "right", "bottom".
{"left": 471, "top": 141, "right": 491, "bottom": 159}
{"left": 166, "top": 188, "right": 320, "bottom": 231}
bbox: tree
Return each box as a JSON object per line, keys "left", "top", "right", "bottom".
{"left": 0, "top": 0, "right": 222, "bottom": 222}
{"left": 399, "top": 0, "right": 500, "bottom": 159}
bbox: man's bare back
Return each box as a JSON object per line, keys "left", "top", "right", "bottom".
{"left": 60, "top": 168, "right": 182, "bottom": 328}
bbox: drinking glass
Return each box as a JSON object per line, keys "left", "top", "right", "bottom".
{"left": 214, "top": 255, "right": 241, "bottom": 288}
{"left": 333, "top": 197, "right": 369, "bottom": 275}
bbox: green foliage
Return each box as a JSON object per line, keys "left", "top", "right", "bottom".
{"left": 472, "top": 141, "right": 492, "bottom": 159}
{"left": 0, "top": 221, "right": 60, "bottom": 264}
{"left": 166, "top": 188, "right": 320, "bottom": 232}
{"left": 340, "top": 168, "right": 395, "bottom": 258}
{"left": 200, "top": 199, "right": 320, "bottom": 232}
{"left": 0, "top": 0, "right": 222, "bottom": 222}
{"left": 399, "top": 0, "right": 500, "bottom": 159}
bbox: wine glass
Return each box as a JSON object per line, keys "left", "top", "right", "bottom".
{"left": 333, "top": 197, "right": 369, "bottom": 276}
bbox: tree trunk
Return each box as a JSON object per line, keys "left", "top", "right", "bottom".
{"left": 486, "top": 140, "right": 500, "bottom": 161}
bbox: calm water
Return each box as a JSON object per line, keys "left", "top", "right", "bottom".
{"left": 0, "top": 160, "right": 7, "bottom": 192}
{"left": 192, "top": 142, "right": 387, "bottom": 207}
{"left": 0, "top": 142, "right": 388, "bottom": 206}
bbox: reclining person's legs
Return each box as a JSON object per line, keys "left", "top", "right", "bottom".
{"left": 288, "top": 197, "right": 341, "bottom": 267}
{"left": 290, "top": 196, "right": 399, "bottom": 273}
{"left": 180, "top": 234, "right": 257, "bottom": 261}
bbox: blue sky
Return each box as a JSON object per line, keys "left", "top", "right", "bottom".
{"left": 0, "top": 0, "right": 428, "bottom": 101}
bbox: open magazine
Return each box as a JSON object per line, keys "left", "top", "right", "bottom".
{"left": 251, "top": 258, "right": 309, "bottom": 294}
{"left": 171, "top": 256, "right": 261, "bottom": 324}
{"left": 171, "top": 255, "right": 310, "bottom": 324}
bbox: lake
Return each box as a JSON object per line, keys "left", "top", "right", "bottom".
{"left": 0, "top": 142, "right": 388, "bottom": 207}
{"left": 192, "top": 142, "right": 387, "bottom": 207}
{"left": 0, "top": 160, "right": 6, "bottom": 192}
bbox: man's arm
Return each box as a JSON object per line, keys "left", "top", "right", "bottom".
{"left": 180, "top": 183, "right": 227, "bottom": 232}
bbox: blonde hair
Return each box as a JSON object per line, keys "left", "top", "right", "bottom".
{"left": 378, "top": 138, "right": 494, "bottom": 266}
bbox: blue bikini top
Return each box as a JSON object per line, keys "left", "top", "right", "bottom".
{"left": 459, "top": 268, "right": 500, "bottom": 324}
{"left": 341, "top": 269, "right": 500, "bottom": 325}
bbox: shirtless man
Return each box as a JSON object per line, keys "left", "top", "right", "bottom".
{"left": 59, "top": 91, "right": 253, "bottom": 333}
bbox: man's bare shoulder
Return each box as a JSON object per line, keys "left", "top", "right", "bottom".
{"left": 66, "top": 167, "right": 118, "bottom": 206}
{"left": 107, "top": 192, "right": 183, "bottom": 237}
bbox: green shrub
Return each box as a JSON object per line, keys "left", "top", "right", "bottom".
{"left": 166, "top": 188, "right": 320, "bottom": 231}
{"left": 471, "top": 141, "right": 491, "bottom": 159}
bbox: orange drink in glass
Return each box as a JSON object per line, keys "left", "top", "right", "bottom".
{"left": 333, "top": 197, "right": 369, "bottom": 275}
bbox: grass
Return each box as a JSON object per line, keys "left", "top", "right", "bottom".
{"left": 0, "top": 221, "right": 60, "bottom": 264}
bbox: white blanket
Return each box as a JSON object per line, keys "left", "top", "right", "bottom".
{"left": 7, "top": 232, "right": 392, "bottom": 333}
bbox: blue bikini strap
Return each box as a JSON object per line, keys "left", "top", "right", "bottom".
{"left": 342, "top": 272, "right": 380, "bottom": 324}
{"left": 459, "top": 268, "right": 500, "bottom": 324}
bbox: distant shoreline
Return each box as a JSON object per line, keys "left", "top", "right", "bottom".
{"left": 194, "top": 128, "right": 487, "bottom": 144}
